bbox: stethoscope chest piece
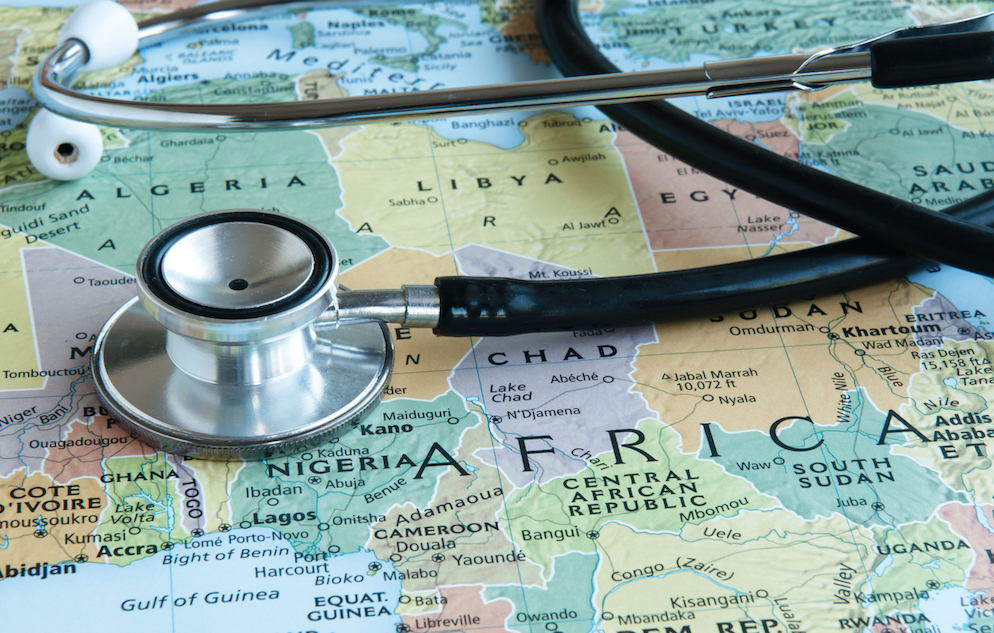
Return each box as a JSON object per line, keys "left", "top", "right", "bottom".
{"left": 91, "top": 210, "right": 393, "bottom": 458}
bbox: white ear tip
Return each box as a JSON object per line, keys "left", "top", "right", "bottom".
{"left": 26, "top": 109, "right": 104, "bottom": 181}
{"left": 58, "top": 0, "right": 139, "bottom": 71}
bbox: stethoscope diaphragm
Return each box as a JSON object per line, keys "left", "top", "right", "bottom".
{"left": 91, "top": 210, "right": 393, "bottom": 458}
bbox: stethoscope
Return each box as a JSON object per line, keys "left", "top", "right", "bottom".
{"left": 26, "top": 0, "right": 994, "bottom": 457}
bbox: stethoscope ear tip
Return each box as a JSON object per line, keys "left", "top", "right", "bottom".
{"left": 57, "top": 0, "right": 139, "bottom": 72}
{"left": 26, "top": 108, "right": 104, "bottom": 181}
{"left": 27, "top": 1, "right": 137, "bottom": 180}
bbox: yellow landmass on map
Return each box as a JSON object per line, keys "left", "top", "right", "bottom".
{"left": 339, "top": 247, "right": 473, "bottom": 401}
{"left": 594, "top": 510, "right": 874, "bottom": 633}
{"left": 395, "top": 589, "right": 447, "bottom": 616}
{"left": 100, "top": 124, "right": 130, "bottom": 151}
{"left": 0, "top": 235, "right": 41, "bottom": 390}
{"left": 632, "top": 345, "right": 807, "bottom": 454}
{"left": 790, "top": 281, "right": 933, "bottom": 416}
{"left": 321, "top": 112, "right": 652, "bottom": 277}
{"left": 0, "top": 8, "right": 64, "bottom": 86}
{"left": 783, "top": 91, "right": 852, "bottom": 144}
{"left": 634, "top": 279, "right": 933, "bottom": 452}
{"left": 0, "top": 117, "right": 40, "bottom": 189}
{"left": 0, "top": 469, "right": 108, "bottom": 568}
{"left": 98, "top": 453, "right": 199, "bottom": 562}
{"left": 366, "top": 421, "right": 545, "bottom": 590}
{"left": 296, "top": 70, "right": 360, "bottom": 161}
{"left": 0, "top": 26, "right": 25, "bottom": 86}
{"left": 296, "top": 69, "right": 347, "bottom": 101}
{"left": 0, "top": 7, "right": 144, "bottom": 89}
{"left": 908, "top": 1, "right": 984, "bottom": 20}
{"left": 892, "top": 339, "right": 994, "bottom": 500}
{"left": 0, "top": 8, "right": 76, "bottom": 87}
{"left": 850, "top": 81, "right": 994, "bottom": 134}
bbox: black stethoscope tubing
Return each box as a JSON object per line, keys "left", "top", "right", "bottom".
{"left": 427, "top": 0, "right": 994, "bottom": 337}
{"left": 536, "top": 0, "right": 994, "bottom": 275}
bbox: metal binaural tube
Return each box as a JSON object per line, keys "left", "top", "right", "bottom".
{"left": 32, "top": 0, "right": 882, "bottom": 134}
{"left": 34, "top": 43, "right": 872, "bottom": 131}
{"left": 333, "top": 286, "right": 440, "bottom": 328}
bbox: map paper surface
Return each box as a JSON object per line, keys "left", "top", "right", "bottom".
{"left": 2, "top": 0, "right": 994, "bottom": 631}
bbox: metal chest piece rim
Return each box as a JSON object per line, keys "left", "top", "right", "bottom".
{"left": 91, "top": 210, "right": 393, "bottom": 459}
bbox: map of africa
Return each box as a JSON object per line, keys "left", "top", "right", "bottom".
{"left": 2, "top": 0, "right": 994, "bottom": 631}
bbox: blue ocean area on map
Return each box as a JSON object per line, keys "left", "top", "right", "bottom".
{"left": 1, "top": 527, "right": 401, "bottom": 631}
{"left": 909, "top": 265, "right": 994, "bottom": 333}
{"left": 918, "top": 586, "right": 980, "bottom": 632}
{"left": 581, "top": 9, "right": 796, "bottom": 126}
{"left": 0, "top": 87, "right": 33, "bottom": 132}
{"left": 100, "top": 3, "right": 565, "bottom": 148}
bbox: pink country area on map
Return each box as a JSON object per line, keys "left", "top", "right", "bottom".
{"left": 614, "top": 119, "right": 842, "bottom": 251}
{"left": 938, "top": 502, "right": 994, "bottom": 598}
{"left": 400, "top": 585, "right": 514, "bottom": 633}
{"left": 42, "top": 418, "right": 152, "bottom": 485}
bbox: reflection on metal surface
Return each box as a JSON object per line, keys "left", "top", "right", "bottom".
{"left": 160, "top": 221, "right": 315, "bottom": 310}
{"left": 93, "top": 297, "right": 392, "bottom": 458}
{"left": 91, "top": 210, "right": 393, "bottom": 459}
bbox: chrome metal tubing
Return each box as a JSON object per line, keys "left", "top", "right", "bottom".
{"left": 165, "top": 325, "right": 316, "bottom": 384}
{"left": 334, "top": 286, "right": 440, "bottom": 328}
{"left": 32, "top": 0, "right": 877, "bottom": 132}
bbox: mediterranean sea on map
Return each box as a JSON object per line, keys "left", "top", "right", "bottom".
{"left": 3, "top": 0, "right": 994, "bottom": 632}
